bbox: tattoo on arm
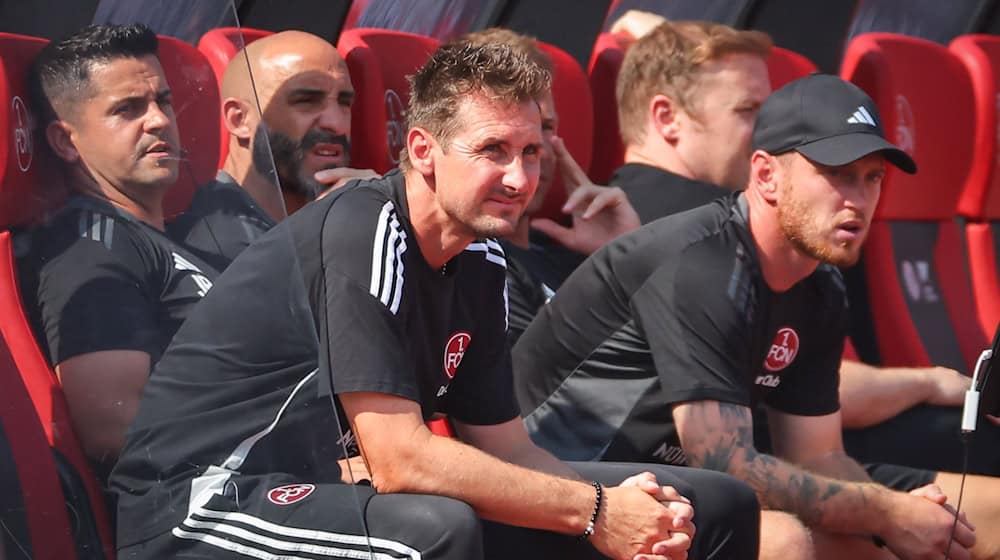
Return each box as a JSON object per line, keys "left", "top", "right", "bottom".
{"left": 679, "top": 401, "right": 869, "bottom": 527}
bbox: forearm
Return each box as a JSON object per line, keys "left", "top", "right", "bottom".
{"left": 799, "top": 451, "right": 873, "bottom": 483}
{"left": 699, "top": 445, "right": 892, "bottom": 535}
{"left": 839, "top": 360, "right": 930, "bottom": 428}
{"left": 369, "top": 429, "right": 595, "bottom": 534}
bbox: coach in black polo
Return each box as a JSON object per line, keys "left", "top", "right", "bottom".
{"left": 111, "top": 40, "right": 760, "bottom": 560}
{"left": 513, "top": 74, "right": 985, "bottom": 558}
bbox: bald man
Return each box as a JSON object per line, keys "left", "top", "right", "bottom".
{"left": 169, "top": 30, "right": 372, "bottom": 271}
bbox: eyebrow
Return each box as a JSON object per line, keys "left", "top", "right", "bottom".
{"left": 107, "top": 87, "right": 171, "bottom": 107}
{"left": 287, "top": 88, "right": 355, "bottom": 102}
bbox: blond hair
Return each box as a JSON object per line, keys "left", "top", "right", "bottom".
{"left": 616, "top": 20, "right": 772, "bottom": 146}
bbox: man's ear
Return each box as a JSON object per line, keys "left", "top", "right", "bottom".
{"left": 222, "top": 97, "right": 255, "bottom": 141}
{"left": 650, "top": 93, "right": 681, "bottom": 143}
{"left": 750, "top": 150, "right": 781, "bottom": 203}
{"left": 45, "top": 120, "right": 79, "bottom": 163}
{"left": 406, "top": 127, "right": 435, "bottom": 175}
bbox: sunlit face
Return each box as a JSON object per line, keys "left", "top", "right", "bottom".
{"left": 257, "top": 50, "right": 354, "bottom": 200}
{"left": 430, "top": 94, "right": 543, "bottom": 238}
{"left": 526, "top": 90, "right": 558, "bottom": 216}
{"left": 62, "top": 55, "right": 180, "bottom": 193}
{"left": 776, "top": 151, "right": 885, "bottom": 267}
{"left": 675, "top": 53, "right": 770, "bottom": 191}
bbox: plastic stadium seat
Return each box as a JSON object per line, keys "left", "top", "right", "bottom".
{"left": 336, "top": 28, "right": 440, "bottom": 173}
{"left": 841, "top": 32, "right": 986, "bottom": 372}
{"left": 587, "top": 32, "right": 627, "bottom": 185}
{"left": 951, "top": 34, "right": 1000, "bottom": 338}
{"left": 0, "top": 33, "right": 66, "bottom": 228}
{"left": 586, "top": 31, "right": 816, "bottom": 185}
{"left": 156, "top": 34, "right": 221, "bottom": 221}
{"left": 534, "top": 40, "right": 595, "bottom": 223}
{"left": 768, "top": 46, "right": 818, "bottom": 88}
{"left": 0, "top": 333, "right": 77, "bottom": 559}
{"left": 197, "top": 26, "right": 273, "bottom": 169}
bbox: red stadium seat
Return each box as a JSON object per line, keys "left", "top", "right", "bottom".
{"left": 587, "top": 32, "right": 627, "bottom": 185}
{"left": 535, "top": 40, "right": 595, "bottom": 223}
{"left": 197, "top": 26, "right": 274, "bottom": 169}
{"left": 336, "top": 28, "right": 440, "bottom": 173}
{"left": 0, "top": 331, "right": 78, "bottom": 559}
{"left": 586, "top": 32, "right": 816, "bottom": 185}
{"left": 157, "top": 34, "right": 221, "bottom": 220}
{"left": 950, "top": 34, "right": 1000, "bottom": 337}
{"left": 841, "top": 32, "right": 986, "bottom": 371}
{"left": 768, "top": 46, "right": 817, "bottom": 88}
{"left": 0, "top": 33, "right": 67, "bottom": 228}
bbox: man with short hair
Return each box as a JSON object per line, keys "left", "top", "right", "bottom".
{"left": 169, "top": 30, "right": 374, "bottom": 271}
{"left": 18, "top": 24, "right": 217, "bottom": 471}
{"left": 514, "top": 74, "right": 998, "bottom": 559}
{"left": 111, "top": 40, "right": 758, "bottom": 560}
{"left": 612, "top": 20, "right": 771, "bottom": 223}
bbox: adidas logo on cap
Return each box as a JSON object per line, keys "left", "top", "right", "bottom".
{"left": 846, "top": 105, "right": 877, "bottom": 127}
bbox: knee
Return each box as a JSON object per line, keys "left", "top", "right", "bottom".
{"left": 403, "top": 495, "right": 481, "bottom": 536}
{"left": 761, "top": 511, "right": 814, "bottom": 560}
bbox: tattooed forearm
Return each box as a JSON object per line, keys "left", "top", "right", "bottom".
{"left": 676, "top": 400, "right": 879, "bottom": 529}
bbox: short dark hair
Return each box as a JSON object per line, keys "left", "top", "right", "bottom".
{"left": 401, "top": 40, "right": 550, "bottom": 168}
{"left": 30, "top": 23, "right": 159, "bottom": 124}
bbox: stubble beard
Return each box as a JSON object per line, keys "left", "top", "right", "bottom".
{"left": 777, "top": 181, "right": 862, "bottom": 268}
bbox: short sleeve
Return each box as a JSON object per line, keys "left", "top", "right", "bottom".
{"left": 35, "top": 238, "right": 160, "bottom": 364}
{"left": 631, "top": 241, "right": 754, "bottom": 407}
{"left": 446, "top": 257, "right": 520, "bottom": 426}
{"left": 315, "top": 189, "right": 419, "bottom": 402}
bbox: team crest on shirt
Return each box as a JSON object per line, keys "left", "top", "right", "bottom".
{"left": 443, "top": 331, "right": 472, "bottom": 379}
{"left": 267, "top": 484, "right": 316, "bottom": 505}
{"left": 763, "top": 327, "right": 800, "bottom": 372}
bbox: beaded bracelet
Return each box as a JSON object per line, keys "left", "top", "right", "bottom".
{"left": 580, "top": 481, "right": 604, "bottom": 540}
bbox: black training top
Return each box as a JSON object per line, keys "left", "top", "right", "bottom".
{"left": 167, "top": 170, "right": 277, "bottom": 272}
{"left": 612, "top": 163, "right": 730, "bottom": 225}
{"left": 501, "top": 240, "right": 557, "bottom": 347}
{"left": 111, "top": 169, "right": 518, "bottom": 545}
{"left": 513, "top": 194, "right": 845, "bottom": 466}
{"left": 16, "top": 195, "right": 217, "bottom": 366}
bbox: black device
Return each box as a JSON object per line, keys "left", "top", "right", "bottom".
{"left": 978, "top": 322, "right": 1000, "bottom": 417}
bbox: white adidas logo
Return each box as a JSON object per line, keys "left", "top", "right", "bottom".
{"left": 846, "top": 105, "right": 877, "bottom": 127}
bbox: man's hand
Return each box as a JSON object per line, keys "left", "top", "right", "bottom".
{"left": 530, "top": 137, "right": 640, "bottom": 255}
{"left": 620, "top": 472, "right": 696, "bottom": 560}
{"left": 922, "top": 366, "right": 971, "bottom": 406}
{"left": 880, "top": 486, "right": 976, "bottom": 560}
{"left": 609, "top": 9, "right": 667, "bottom": 46}
{"left": 337, "top": 455, "right": 371, "bottom": 484}
{"left": 591, "top": 484, "right": 692, "bottom": 560}
{"left": 315, "top": 167, "right": 378, "bottom": 198}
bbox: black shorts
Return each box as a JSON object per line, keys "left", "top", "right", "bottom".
{"left": 118, "top": 472, "right": 482, "bottom": 560}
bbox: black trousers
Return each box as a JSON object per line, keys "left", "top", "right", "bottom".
{"left": 119, "top": 463, "right": 760, "bottom": 560}
{"left": 844, "top": 404, "right": 1000, "bottom": 476}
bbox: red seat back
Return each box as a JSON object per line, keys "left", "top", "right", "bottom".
{"left": 950, "top": 35, "right": 1000, "bottom": 336}
{"left": 0, "top": 231, "right": 116, "bottom": 558}
{"left": 587, "top": 32, "right": 627, "bottom": 185}
{"left": 0, "top": 33, "right": 66, "bottom": 229}
{"left": 535, "top": 40, "right": 595, "bottom": 223}
{"left": 197, "top": 27, "right": 274, "bottom": 169}
{"left": 157, "top": 35, "right": 221, "bottom": 221}
{"left": 841, "top": 33, "right": 985, "bottom": 370}
{"left": 336, "top": 28, "right": 440, "bottom": 173}
{"left": 767, "top": 46, "right": 817, "bottom": 89}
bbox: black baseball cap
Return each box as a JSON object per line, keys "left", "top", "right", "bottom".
{"left": 752, "top": 73, "right": 917, "bottom": 174}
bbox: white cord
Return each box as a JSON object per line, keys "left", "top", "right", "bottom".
{"left": 962, "top": 349, "right": 992, "bottom": 433}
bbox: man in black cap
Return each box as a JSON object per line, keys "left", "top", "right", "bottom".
{"left": 514, "top": 73, "right": 1000, "bottom": 559}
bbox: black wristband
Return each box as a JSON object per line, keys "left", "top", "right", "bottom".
{"left": 580, "top": 481, "right": 603, "bottom": 540}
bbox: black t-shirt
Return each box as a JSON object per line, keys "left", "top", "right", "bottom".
{"left": 513, "top": 194, "right": 845, "bottom": 465}
{"left": 612, "top": 163, "right": 731, "bottom": 225}
{"left": 501, "top": 240, "right": 557, "bottom": 347}
{"left": 167, "top": 170, "right": 276, "bottom": 272}
{"left": 16, "top": 195, "right": 218, "bottom": 366}
{"left": 111, "top": 169, "right": 518, "bottom": 545}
